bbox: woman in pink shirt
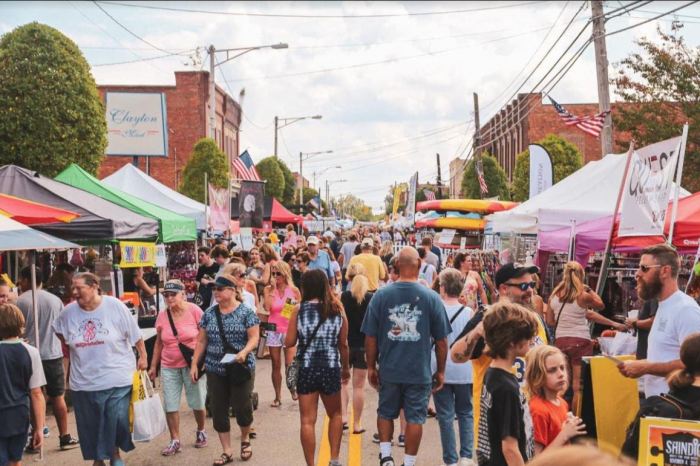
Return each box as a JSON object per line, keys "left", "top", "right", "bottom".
{"left": 149, "top": 280, "right": 207, "bottom": 457}
{"left": 263, "top": 261, "right": 301, "bottom": 406}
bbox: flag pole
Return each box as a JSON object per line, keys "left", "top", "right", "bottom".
{"left": 204, "top": 172, "right": 209, "bottom": 246}
{"left": 595, "top": 141, "right": 634, "bottom": 296}
{"left": 667, "top": 123, "right": 689, "bottom": 245}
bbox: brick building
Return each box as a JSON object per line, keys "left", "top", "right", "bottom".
{"left": 97, "top": 71, "right": 242, "bottom": 190}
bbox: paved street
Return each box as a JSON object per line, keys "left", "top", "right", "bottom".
{"left": 35, "top": 358, "right": 449, "bottom": 466}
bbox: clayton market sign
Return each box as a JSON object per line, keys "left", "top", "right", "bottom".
{"left": 105, "top": 92, "right": 168, "bottom": 157}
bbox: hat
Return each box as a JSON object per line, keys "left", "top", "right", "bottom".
{"left": 163, "top": 281, "right": 185, "bottom": 293}
{"left": 495, "top": 263, "right": 540, "bottom": 288}
{"left": 361, "top": 237, "right": 374, "bottom": 248}
{"left": 214, "top": 276, "right": 237, "bottom": 288}
{"left": 307, "top": 235, "right": 320, "bottom": 245}
{"left": 323, "top": 230, "right": 335, "bottom": 239}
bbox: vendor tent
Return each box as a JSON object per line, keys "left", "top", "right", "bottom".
{"left": 231, "top": 196, "right": 303, "bottom": 224}
{"left": 0, "top": 193, "right": 79, "bottom": 225}
{"left": 102, "top": 163, "right": 206, "bottom": 230}
{"left": 0, "top": 215, "right": 79, "bottom": 251}
{"left": 56, "top": 164, "right": 196, "bottom": 243}
{"left": 0, "top": 165, "right": 158, "bottom": 241}
{"left": 487, "top": 153, "right": 689, "bottom": 234}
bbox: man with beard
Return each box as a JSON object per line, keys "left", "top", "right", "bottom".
{"left": 618, "top": 244, "right": 700, "bottom": 397}
{"left": 450, "top": 263, "right": 549, "bottom": 450}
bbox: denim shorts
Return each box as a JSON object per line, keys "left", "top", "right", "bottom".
{"left": 161, "top": 367, "right": 207, "bottom": 413}
{"left": 378, "top": 381, "right": 432, "bottom": 425}
{"left": 0, "top": 433, "right": 26, "bottom": 464}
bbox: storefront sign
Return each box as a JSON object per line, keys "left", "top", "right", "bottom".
{"left": 105, "top": 92, "right": 168, "bottom": 157}
{"left": 119, "top": 241, "right": 156, "bottom": 268}
{"left": 639, "top": 417, "right": 700, "bottom": 465}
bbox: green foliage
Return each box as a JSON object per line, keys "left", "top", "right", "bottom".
{"left": 460, "top": 153, "right": 510, "bottom": 200}
{"left": 255, "top": 156, "right": 284, "bottom": 199}
{"left": 179, "top": 138, "right": 227, "bottom": 202}
{"left": 334, "top": 194, "right": 373, "bottom": 221}
{"left": 612, "top": 25, "right": 700, "bottom": 192}
{"left": 511, "top": 134, "right": 583, "bottom": 201}
{"left": 276, "top": 159, "right": 296, "bottom": 205}
{"left": 0, "top": 22, "right": 107, "bottom": 176}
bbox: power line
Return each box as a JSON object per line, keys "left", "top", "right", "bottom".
{"left": 606, "top": 1, "right": 699, "bottom": 37}
{"left": 95, "top": 1, "right": 546, "bottom": 19}
{"left": 92, "top": 50, "right": 194, "bottom": 66}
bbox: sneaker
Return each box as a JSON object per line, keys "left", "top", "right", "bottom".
{"left": 59, "top": 434, "right": 80, "bottom": 450}
{"left": 372, "top": 433, "right": 393, "bottom": 445}
{"left": 43, "top": 426, "right": 50, "bottom": 438}
{"left": 379, "top": 455, "right": 395, "bottom": 466}
{"left": 458, "top": 459, "right": 475, "bottom": 466}
{"left": 195, "top": 430, "right": 208, "bottom": 448}
{"left": 161, "top": 439, "right": 181, "bottom": 456}
{"left": 397, "top": 434, "right": 405, "bottom": 448}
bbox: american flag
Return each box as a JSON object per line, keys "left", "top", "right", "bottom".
{"left": 232, "top": 150, "right": 261, "bottom": 181}
{"left": 476, "top": 159, "right": 489, "bottom": 195}
{"left": 423, "top": 189, "right": 436, "bottom": 201}
{"left": 548, "top": 96, "right": 610, "bottom": 138}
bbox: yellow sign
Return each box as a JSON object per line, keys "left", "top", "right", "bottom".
{"left": 392, "top": 186, "right": 402, "bottom": 217}
{"left": 639, "top": 417, "right": 700, "bottom": 465}
{"left": 119, "top": 241, "right": 156, "bottom": 268}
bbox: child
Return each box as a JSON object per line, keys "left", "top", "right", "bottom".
{"left": 0, "top": 304, "right": 46, "bottom": 466}
{"left": 525, "top": 345, "right": 587, "bottom": 455}
{"left": 476, "top": 302, "right": 539, "bottom": 466}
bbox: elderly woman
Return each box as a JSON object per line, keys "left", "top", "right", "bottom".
{"left": 149, "top": 280, "right": 207, "bottom": 456}
{"left": 191, "top": 274, "right": 260, "bottom": 465}
{"left": 53, "top": 272, "right": 147, "bottom": 466}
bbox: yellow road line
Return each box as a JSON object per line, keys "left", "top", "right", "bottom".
{"left": 317, "top": 414, "right": 331, "bottom": 466}
{"left": 347, "top": 407, "right": 362, "bottom": 466}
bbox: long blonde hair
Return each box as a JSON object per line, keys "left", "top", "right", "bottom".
{"left": 379, "top": 240, "right": 393, "bottom": 257}
{"left": 347, "top": 263, "right": 369, "bottom": 304}
{"left": 525, "top": 345, "right": 568, "bottom": 398}
{"left": 552, "top": 261, "right": 585, "bottom": 303}
{"left": 272, "top": 261, "right": 295, "bottom": 290}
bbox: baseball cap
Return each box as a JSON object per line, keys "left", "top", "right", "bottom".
{"left": 307, "top": 235, "right": 320, "bottom": 245}
{"left": 163, "top": 280, "right": 185, "bottom": 293}
{"left": 495, "top": 263, "right": 540, "bottom": 288}
{"left": 361, "top": 237, "right": 374, "bottom": 248}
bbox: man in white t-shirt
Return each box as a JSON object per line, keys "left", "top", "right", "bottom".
{"left": 417, "top": 248, "right": 437, "bottom": 287}
{"left": 618, "top": 243, "right": 700, "bottom": 397}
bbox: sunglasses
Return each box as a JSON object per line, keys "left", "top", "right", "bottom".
{"left": 271, "top": 271, "right": 281, "bottom": 277}
{"left": 163, "top": 292, "right": 178, "bottom": 298}
{"left": 504, "top": 281, "right": 537, "bottom": 291}
{"left": 639, "top": 264, "right": 663, "bottom": 273}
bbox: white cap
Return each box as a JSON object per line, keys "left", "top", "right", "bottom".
{"left": 307, "top": 235, "right": 320, "bottom": 245}
{"left": 361, "top": 237, "right": 374, "bottom": 248}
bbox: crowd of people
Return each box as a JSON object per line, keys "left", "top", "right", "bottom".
{"left": 1, "top": 225, "right": 700, "bottom": 466}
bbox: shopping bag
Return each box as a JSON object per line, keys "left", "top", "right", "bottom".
{"left": 128, "top": 370, "right": 144, "bottom": 432}
{"left": 609, "top": 331, "right": 637, "bottom": 356}
{"left": 132, "top": 371, "right": 167, "bottom": 442}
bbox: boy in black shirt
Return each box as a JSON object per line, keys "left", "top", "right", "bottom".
{"left": 477, "top": 302, "right": 539, "bottom": 466}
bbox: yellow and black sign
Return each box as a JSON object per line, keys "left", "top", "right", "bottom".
{"left": 639, "top": 416, "right": 700, "bottom": 466}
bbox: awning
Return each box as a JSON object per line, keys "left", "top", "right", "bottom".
{"left": 0, "top": 215, "right": 79, "bottom": 251}
{"left": 56, "top": 164, "right": 196, "bottom": 243}
{"left": 0, "top": 193, "right": 79, "bottom": 225}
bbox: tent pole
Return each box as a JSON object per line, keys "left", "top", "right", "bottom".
{"left": 685, "top": 239, "right": 700, "bottom": 294}
{"left": 204, "top": 172, "right": 209, "bottom": 247}
{"left": 595, "top": 142, "right": 634, "bottom": 296}
{"left": 30, "top": 250, "right": 44, "bottom": 460}
{"left": 668, "top": 123, "right": 688, "bottom": 245}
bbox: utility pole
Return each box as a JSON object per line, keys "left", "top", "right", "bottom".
{"left": 591, "top": 0, "right": 613, "bottom": 156}
{"left": 273, "top": 116, "right": 279, "bottom": 158}
{"left": 208, "top": 45, "right": 216, "bottom": 141}
{"left": 299, "top": 151, "right": 304, "bottom": 210}
{"left": 473, "top": 92, "right": 483, "bottom": 199}
{"left": 436, "top": 153, "right": 442, "bottom": 197}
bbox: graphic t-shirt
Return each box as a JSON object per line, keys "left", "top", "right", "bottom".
{"left": 361, "top": 281, "right": 450, "bottom": 384}
{"left": 0, "top": 339, "right": 46, "bottom": 436}
{"left": 529, "top": 395, "right": 569, "bottom": 448}
{"left": 199, "top": 304, "right": 260, "bottom": 376}
{"left": 155, "top": 303, "right": 204, "bottom": 369}
{"left": 53, "top": 296, "right": 142, "bottom": 391}
{"left": 476, "top": 367, "right": 534, "bottom": 466}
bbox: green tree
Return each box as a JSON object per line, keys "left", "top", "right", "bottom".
{"left": 612, "top": 24, "right": 700, "bottom": 192}
{"left": 334, "top": 194, "right": 373, "bottom": 221}
{"left": 0, "top": 22, "right": 106, "bottom": 176}
{"left": 276, "top": 159, "right": 296, "bottom": 205}
{"left": 255, "top": 156, "right": 284, "bottom": 199}
{"left": 460, "top": 153, "right": 510, "bottom": 200}
{"left": 179, "top": 138, "right": 227, "bottom": 202}
{"left": 511, "top": 134, "right": 583, "bottom": 201}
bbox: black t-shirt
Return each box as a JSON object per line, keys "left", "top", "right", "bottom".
{"left": 341, "top": 290, "right": 373, "bottom": 348}
{"left": 477, "top": 367, "right": 534, "bottom": 466}
{"left": 636, "top": 299, "right": 658, "bottom": 360}
{"left": 196, "top": 263, "right": 219, "bottom": 305}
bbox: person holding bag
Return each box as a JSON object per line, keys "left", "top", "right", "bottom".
{"left": 191, "top": 274, "right": 259, "bottom": 465}
{"left": 149, "top": 280, "right": 207, "bottom": 456}
{"left": 547, "top": 261, "right": 626, "bottom": 412}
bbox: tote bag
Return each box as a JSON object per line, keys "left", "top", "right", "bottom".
{"left": 132, "top": 371, "right": 167, "bottom": 442}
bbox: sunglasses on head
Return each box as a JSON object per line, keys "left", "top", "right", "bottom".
{"left": 504, "top": 281, "right": 537, "bottom": 291}
{"left": 639, "top": 264, "right": 663, "bottom": 273}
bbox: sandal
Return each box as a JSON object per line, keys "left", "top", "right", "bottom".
{"left": 352, "top": 428, "right": 366, "bottom": 434}
{"left": 270, "top": 399, "right": 282, "bottom": 408}
{"left": 213, "top": 452, "right": 234, "bottom": 465}
{"left": 240, "top": 441, "right": 253, "bottom": 461}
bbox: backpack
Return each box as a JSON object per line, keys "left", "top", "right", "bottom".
{"left": 621, "top": 392, "right": 700, "bottom": 460}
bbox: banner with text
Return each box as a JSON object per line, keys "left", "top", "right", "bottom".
{"left": 406, "top": 172, "right": 418, "bottom": 226}
{"left": 208, "top": 184, "right": 230, "bottom": 232}
{"left": 639, "top": 417, "right": 700, "bottom": 466}
{"left": 239, "top": 180, "right": 265, "bottom": 229}
{"left": 392, "top": 186, "right": 402, "bottom": 219}
{"left": 105, "top": 92, "right": 168, "bottom": 157}
{"left": 119, "top": 241, "right": 156, "bottom": 268}
{"left": 618, "top": 135, "right": 684, "bottom": 237}
{"left": 528, "top": 144, "right": 553, "bottom": 199}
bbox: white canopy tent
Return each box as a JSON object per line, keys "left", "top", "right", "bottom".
{"left": 102, "top": 163, "right": 206, "bottom": 230}
{"left": 486, "top": 152, "right": 689, "bottom": 234}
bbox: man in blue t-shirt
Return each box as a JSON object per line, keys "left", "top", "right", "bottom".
{"left": 306, "top": 236, "right": 334, "bottom": 286}
{"left": 362, "top": 247, "right": 451, "bottom": 466}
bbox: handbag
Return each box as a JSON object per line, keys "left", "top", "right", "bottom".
{"left": 214, "top": 305, "right": 252, "bottom": 385}
{"left": 286, "top": 316, "right": 326, "bottom": 391}
{"left": 132, "top": 371, "right": 167, "bottom": 442}
{"left": 166, "top": 308, "right": 205, "bottom": 379}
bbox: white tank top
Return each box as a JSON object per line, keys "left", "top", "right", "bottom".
{"left": 551, "top": 295, "right": 591, "bottom": 339}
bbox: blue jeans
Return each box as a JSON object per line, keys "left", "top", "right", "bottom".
{"left": 434, "top": 383, "right": 473, "bottom": 464}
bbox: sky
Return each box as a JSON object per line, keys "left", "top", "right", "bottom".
{"left": 2, "top": 1, "right": 700, "bottom": 213}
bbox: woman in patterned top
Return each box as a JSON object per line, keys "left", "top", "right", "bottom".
{"left": 191, "top": 274, "right": 260, "bottom": 465}
{"left": 285, "top": 270, "right": 350, "bottom": 466}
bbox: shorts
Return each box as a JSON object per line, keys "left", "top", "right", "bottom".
{"left": 42, "top": 358, "right": 66, "bottom": 397}
{"left": 297, "top": 367, "right": 341, "bottom": 395}
{"left": 266, "top": 331, "right": 286, "bottom": 348}
{"left": 0, "top": 433, "right": 26, "bottom": 464}
{"left": 555, "top": 336, "right": 594, "bottom": 366}
{"left": 161, "top": 367, "right": 207, "bottom": 413}
{"left": 349, "top": 348, "right": 367, "bottom": 369}
{"left": 378, "top": 381, "right": 432, "bottom": 425}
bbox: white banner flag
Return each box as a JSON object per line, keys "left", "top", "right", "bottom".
{"left": 528, "top": 144, "right": 553, "bottom": 199}
{"left": 618, "top": 135, "right": 684, "bottom": 237}
{"left": 405, "top": 172, "right": 418, "bottom": 226}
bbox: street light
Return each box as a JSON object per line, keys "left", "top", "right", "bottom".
{"left": 274, "top": 115, "right": 323, "bottom": 159}
{"left": 299, "top": 150, "right": 333, "bottom": 207}
{"left": 313, "top": 165, "right": 341, "bottom": 190}
{"left": 326, "top": 178, "right": 348, "bottom": 214}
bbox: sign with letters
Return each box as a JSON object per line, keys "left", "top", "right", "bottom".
{"left": 528, "top": 144, "right": 553, "bottom": 199}
{"left": 105, "top": 92, "right": 168, "bottom": 157}
{"left": 119, "top": 241, "right": 156, "bottom": 268}
{"left": 639, "top": 417, "right": 700, "bottom": 466}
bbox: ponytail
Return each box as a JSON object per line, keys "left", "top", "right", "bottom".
{"left": 669, "top": 332, "right": 700, "bottom": 390}
{"left": 668, "top": 368, "right": 695, "bottom": 391}
{"left": 552, "top": 261, "right": 585, "bottom": 303}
